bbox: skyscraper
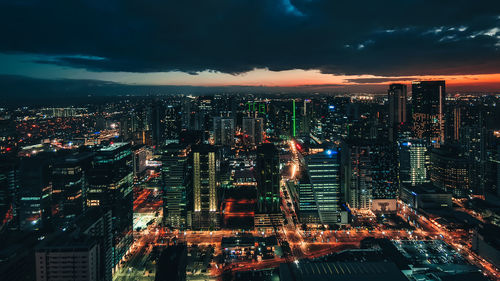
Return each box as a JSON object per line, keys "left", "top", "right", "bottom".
{"left": 303, "top": 149, "right": 346, "bottom": 225}
{"left": 254, "top": 144, "right": 281, "bottom": 228}
{"left": 0, "top": 157, "right": 18, "bottom": 230}
{"left": 254, "top": 117, "right": 264, "bottom": 144}
{"left": 342, "top": 141, "right": 372, "bottom": 210}
{"left": 255, "top": 143, "right": 280, "bottom": 214}
{"left": 18, "top": 154, "right": 53, "bottom": 230}
{"left": 412, "top": 81, "right": 446, "bottom": 145}
{"left": 160, "top": 144, "right": 189, "bottom": 229}
{"left": 151, "top": 102, "right": 165, "bottom": 147}
{"left": 51, "top": 152, "right": 93, "bottom": 225}
{"left": 190, "top": 144, "right": 218, "bottom": 230}
{"left": 429, "top": 145, "right": 470, "bottom": 198}
{"left": 388, "top": 84, "right": 407, "bottom": 142}
{"left": 242, "top": 117, "right": 256, "bottom": 145}
{"left": 213, "top": 117, "right": 235, "bottom": 146}
{"left": 399, "top": 139, "right": 428, "bottom": 186}
{"left": 86, "top": 143, "right": 133, "bottom": 268}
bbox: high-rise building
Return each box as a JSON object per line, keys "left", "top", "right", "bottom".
{"left": 297, "top": 179, "right": 317, "bottom": 223}
{"left": 74, "top": 208, "right": 113, "bottom": 281}
{"left": 302, "top": 149, "right": 346, "bottom": 225}
{"left": 254, "top": 117, "right": 264, "bottom": 144}
{"left": 399, "top": 139, "right": 428, "bottom": 186}
{"left": 86, "top": 143, "right": 133, "bottom": 268}
{"left": 342, "top": 141, "right": 372, "bottom": 210}
{"left": 453, "top": 106, "right": 461, "bottom": 141}
{"left": 213, "top": 117, "right": 235, "bottom": 146}
{"left": 18, "top": 154, "right": 53, "bottom": 231}
{"left": 160, "top": 144, "right": 189, "bottom": 229}
{"left": 411, "top": 81, "right": 446, "bottom": 145}
{"left": 189, "top": 144, "right": 218, "bottom": 230}
{"left": 164, "top": 104, "right": 180, "bottom": 141}
{"left": 429, "top": 145, "right": 470, "bottom": 198}
{"left": 119, "top": 112, "right": 140, "bottom": 142}
{"left": 36, "top": 209, "right": 113, "bottom": 281}
{"left": 151, "top": 103, "right": 165, "bottom": 147}
{"left": 255, "top": 144, "right": 280, "bottom": 214}
{"left": 254, "top": 143, "right": 282, "bottom": 228}
{"left": 242, "top": 117, "right": 255, "bottom": 145}
{"left": 370, "top": 144, "right": 399, "bottom": 200}
{"left": 388, "top": 84, "right": 407, "bottom": 142}
{"left": 254, "top": 144, "right": 281, "bottom": 228}
{"left": 242, "top": 117, "right": 264, "bottom": 146}
{"left": 0, "top": 157, "right": 18, "bottom": 230}
{"left": 35, "top": 236, "right": 99, "bottom": 281}
{"left": 132, "top": 145, "right": 147, "bottom": 181}
{"left": 51, "top": 152, "right": 93, "bottom": 225}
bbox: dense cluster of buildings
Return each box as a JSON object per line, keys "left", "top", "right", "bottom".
{"left": 0, "top": 84, "right": 499, "bottom": 280}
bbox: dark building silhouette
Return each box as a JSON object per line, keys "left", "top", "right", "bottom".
{"left": 51, "top": 152, "right": 93, "bottom": 226}
{"left": 254, "top": 144, "right": 281, "bottom": 228}
{"left": 18, "top": 154, "right": 53, "bottom": 231}
{"left": 0, "top": 157, "right": 18, "bottom": 231}
{"left": 151, "top": 102, "right": 165, "bottom": 147}
{"left": 412, "top": 81, "right": 446, "bottom": 145}
{"left": 388, "top": 84, "right": 407, "bottom": 142}
{"left": 429, "top": 145, "right": 470, "bottom": 198}
{"left": 255, "top": 143, "right": 280, "bottom": 214}
{"left": 86, "top": 143, "right": 133, "bottom": 268}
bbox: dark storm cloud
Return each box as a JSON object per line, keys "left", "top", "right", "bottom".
{"left": 0, "top": 0, "right": 499, "bottom": 76}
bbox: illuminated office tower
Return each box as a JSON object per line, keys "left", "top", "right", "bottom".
{"left": 164, "top": 104, "right": 180, "bottom": 141}
{"left": 86, "top": 143, "right": 133, "bottom": 268}
{"left": 303, "top": 149, "right": 346, "bottom": 224}
{"left": 388, "top": 84, "right": 407, "bottom": 142}
{"left": 242, "top": 117, "right": 263, "bottom": 145}
{"left": 412, "top": 81, "right": 446, "bottom": 146}
{"left": 429, "top": 145, "right": 470, "bottom": 198}
{"left": 213, "top": 117, "right": 235, "bottom": 146}
{"left": 51, "top": 152, "right": 93, "bottom": 225}
{"left": 399, "top": 140, "right": 428, "bottom": 186}
{"left": 190, "top": 144, "right": 218, "bottom": 230}
{"left": 160, "top": 144, "right": 189, "bottom": 229}
{"left": 342, "top": 142, "right": 372, "bottom": 210}
{"left": 132, "top": 145, "right": 147, "bottom": 181}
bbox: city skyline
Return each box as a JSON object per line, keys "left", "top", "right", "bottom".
{"left": 1, "top": 1, "right": 500, "bottom": 281}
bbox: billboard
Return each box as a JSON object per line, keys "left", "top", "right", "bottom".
{"left": 371, "top": 199, "right": 397, "bottom": 214}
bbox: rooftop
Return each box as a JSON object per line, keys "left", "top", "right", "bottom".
{"left": 279, "top": 261, "right": 407, "bottom": 281}
{"left": 99, "top": 142, "right": 129, "bottom": 151}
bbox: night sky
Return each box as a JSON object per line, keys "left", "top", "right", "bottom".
{"left": 0, "top": 0, "right": 499, "bottom": 95}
